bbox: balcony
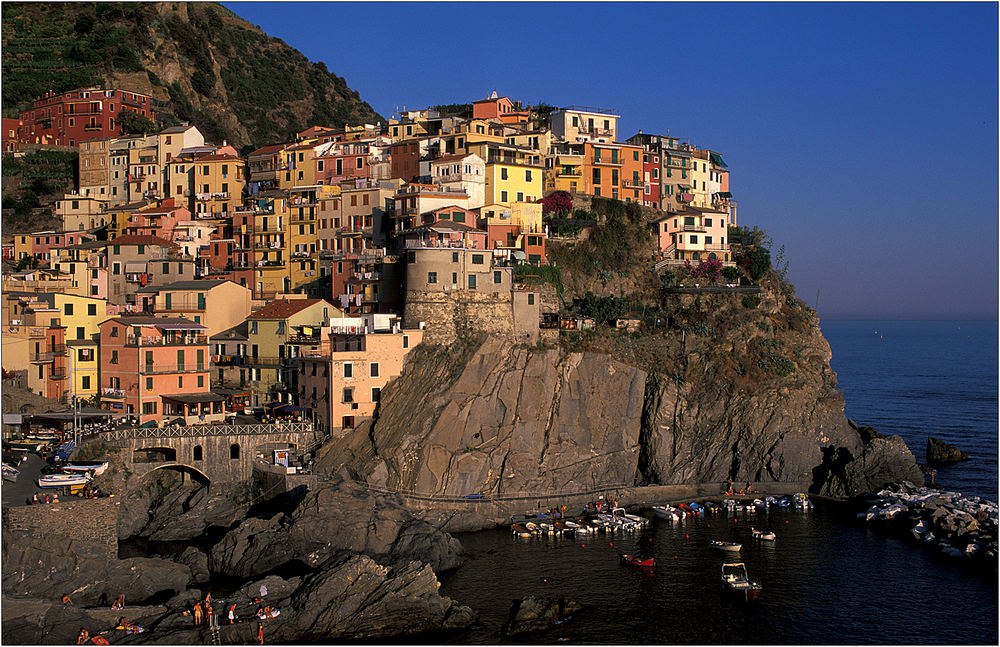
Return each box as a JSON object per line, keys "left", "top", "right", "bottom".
{"left": 556, "top": 169, "right": 582, "bottom": 177}
{"left": 30, "top": 351, "right": 54, "bottom": 363}
{"left": 125, "top": 334, "right": 208, "bottom": 346}
{"left": 245, "top": 356, "right": 297, "bottom": 367}
{"left": 49, "top": 371, "right": 68, "bottom": 380}
{"left": 593, "top": 156, "right": 623, "bottom": 166}
{"left": 403, "top": 238, "right": 475, "bottom": 250}
{"left": 125, "top": 272, "right": 149, "bottom": 284}
{"left": 678, "top": 193, "right": 694, "bottom": 202}
{"left": 196, "top": 192, "right": 230, "bottom": 201}
{"left": 140, "top": 363, "right": 208, "bottom": 375}
{"left": 213, "top": 355, "right": 244, "bottom": 366}
{"left": 286, "top": 333, "right": 322, "bottom": 345}
{"left": 681, "top": 224, "right": 706, "bottom": 233}
{"left": 102, "top": 388, "right": 127, "bottom": 399}
{"left": 623, "top": 178, "right": 643, "bottom": 189}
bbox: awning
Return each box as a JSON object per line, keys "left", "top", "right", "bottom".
{"left": 281, "top": 405, "right": 309, "bottom": 413}
{"left": 512, "top": 251, "right": 527, "bottom": 260}
{"left": 161, "top": 392, "right": 226, "bottom": 404}
{"left": 714, "top": 191, "right": 732, "bottom": 198}
{"left": 710, "top": 152, "right": 728, "bottom": 168}
{"left": 265, "top": 401, "right": 286, "bottom": 409}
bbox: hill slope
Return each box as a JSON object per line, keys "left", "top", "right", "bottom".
{"left": 1, "top": 2, "right": 382, "bottom": 146}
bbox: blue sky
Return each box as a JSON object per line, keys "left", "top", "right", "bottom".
{"left": 223, "top": 2, "right": 998, "bottom": 319}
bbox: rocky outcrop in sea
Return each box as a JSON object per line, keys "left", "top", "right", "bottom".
{"left": 856, "top": 481, "right": 998, "bottom": 562}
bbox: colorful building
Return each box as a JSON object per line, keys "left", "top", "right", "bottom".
{"left": 98, "top": 316, "right": 217, "bottom": 425}
{"left": 298, "top": 313, "right": 423, "bottom": 434}
{"left": 15, "top": 87, "right": 157, "bottom": 147}
{"left": 134, "top": 279, "right": 252, "bottom": 336}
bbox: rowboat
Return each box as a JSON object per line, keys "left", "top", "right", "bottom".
{"left": 61, "top": 461, "right": 108, "bottom": 476}
{"left": 554, "top": 521, "right": 574, "bottom": 535}
{"left": 677, "top": 503, "right": 694, "bottom": 516}
{"left": 751, "top": 528, "right": 776, "bottom": 541}
{"left": 2, "top": 464, "right": 19, "bottom": 482}
{"left": 37, "top": 472, "right": 90, "bottom": 488}
{"left": 792, "top": 493, "right": 812, "bottom": 509}
{"left": 524, "top": 521, "right": 541, "bottom": 535}
{"left": 652, "top": 505, "right": 682, "bottom": 521}
{"left": 688, "top": 502, "right": 705, "bottom": 515}
{"left": 511, "top": 523, "right": 532, "bottom": 538}
{"left": 721, "top": 562, "right": 762, "bottom": 601}
{"left": 704, "top": 501, "right": 722, "bottom": 513}
{"left": 709, "top": 540, "right": 742, "bottom": 552}
{"left": 620, "top": 554, "right": 654, "bottom": 568}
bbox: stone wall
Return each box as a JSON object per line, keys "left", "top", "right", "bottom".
{"left": 404, "top": 289, "right": 535, "bottom": 346}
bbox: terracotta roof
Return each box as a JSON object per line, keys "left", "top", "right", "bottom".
{"left": 249, "top": 143, "right": 291, "bottom": 156}
{"left": 110, "top": 234, "right": 179, "bottom": 248}
{"left": 160, "top": 125, "right": 196, "bottom": 135}
{"left": 248, "top": 298, "right": 329, "bottom": 320}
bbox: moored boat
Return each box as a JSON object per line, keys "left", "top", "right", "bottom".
{"left": 709, "top": 540, "right": 743, "bottom": 552}
{"left": 37, "top": 472, "right": 90, "bottom": 488}
{"left": 620, "top": 554, "right": 654, "bottom": 568}
{"left": 793, "top": 492, "right": 812, "bottom": 509}
{"left": 704, "top": 501, "right": 722, "bottom": 513}
{"left": 751, "top": 528, "right": 776, "bottom": 541}
{"left": 524, "top": 521, "right": 541, "bottom": 535}
{"left": 2, "top": 464, "right": 19, "bottom": 482}
{"left": 61, "top": 461, "right": 108, "bottom": 476}
{"left": 652, "top": 505, "right": 682, "bottom": 521}
{"left": 688, "top": 502, "right": 705, "bottom": 515}
{"left": 721, "top": 562, "right": 762, "bottom": 601}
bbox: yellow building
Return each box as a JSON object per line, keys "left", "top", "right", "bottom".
{"left": 288, "top": 185, "right": 339, "bottom": 292}
{"left": 470, "top": 142, "right": 543, "bottom": 207}
{"left": 186, "top": 153, "right": 245, "bottom": 217}
{"left": 252, "top": 194, "right": 292, "bottom": 299}
{"left": 244, "top": 297, "right": 340, "bottom": 407}
{"left": 67, "top": 339, "right": 99, "bottom": 401}
{"left": 387, "top": 119, "right": 429, "bottom": 142}
{"left": 285, "top": 142, "right": 319, "bottom": 188}
{"left": 55, "top": 194, "right": 109, "bottom": 232}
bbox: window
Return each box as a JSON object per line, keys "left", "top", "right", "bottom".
{"left": 472, "top": 254, "right": 484, "bottom": 265}
{"left": 633, "top": 150, "right": 640, "bottom": 161}
{"left": 146, "top": 377, "right": 153, "bottom": 391}
{"left": 344, "top": 362, "right": 353, "bottom": 378}
{"left": 198, "top": 375, "right": 204, "bottom": 387}
{"left": 64, "top": 303, "right": 74, "bottom": 315}
{"left": 593, "top": 168, "right": 601, "bottom": 185}
{"left": 516, "top": 191, "right": 524, "bottom": 202}
{"left": 468, "top": 275, "right": 477, "bottom": 290}
{"left": 110, "top": 327, "right": 119, "bottom": 338}
{"left": 230, "top": 444, "right": 240, "bottom": 460}
{"left": 528, "top": 293, "right": 535, "bottom": 305}
{"left": 500, "top": 167, "right": 508, "bottom": 180}
{"left": 452, "top": 210, "right": 466, "bottom": 224}
{"left": 403, "top": 335, "right": 409, "bottom": 349}
{"left": 427, "top": 271, "right": 437, "bottom": 284}
{"left": 494, "top": 270, "right": 502, "bottom": 284}
{"left": 82, "top": 375, "right": 91, "bottom": 390}
{"left": 193, "top": 445, "right": 203, "bottom": 461}
{"left": 525, "top": 170, "right": 532, "bottom": 182}
{"left": 370, "top": 362, "right": 379, "bottom": 377}
{"left": 111, "top": 350, "right": 118, "bottom": 364}
{"left": 343, "top": 387, "right": 354, "bottom": 403}
{"left": 500, "top": 190, "right": 508, "bottom": 203}
{"left": 372, "top": 387, "right": 381, "bottom": 402}
{"left": 685, "top": 216, "right": 695, "bottom": 226}
{"left": 705, "top": 218, "right": 713, "bottom": 227}
{"left": 249, "top": 321, "right": 258, "bottom": 334}
{"left": 178, "top": 376, "right": 183, "bottom": 388}
{"left": 88, "top": 304, "right": 97, "bottom": 317}
{"left": 76, "top": 326, "right": 85, "bottom": 340}
{"left": 143, "top": 402, "right": 157, "bottom": 415}
{"left": 690, "top": 235, "right": 698, "bottom": 244}
{"left": 277, "top": 321, "right": 285, "bottom": 335}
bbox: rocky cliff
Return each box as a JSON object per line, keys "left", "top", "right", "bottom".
{"left": 317, "top": 274, "right": 922, "bottom": 500}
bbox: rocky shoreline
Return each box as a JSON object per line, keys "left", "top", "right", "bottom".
{"left": 855, "top": 481, "right": 998, "bottom": 563}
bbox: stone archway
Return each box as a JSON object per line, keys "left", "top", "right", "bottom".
{"left": 144, "top": 463, "right": 211, "bottom": 487}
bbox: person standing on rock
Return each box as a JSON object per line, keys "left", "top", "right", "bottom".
{"left": 257, "top": 622, "right": 264, "bottom": 645}
{"left": 76, "top": 628, "right": 89, "bottom": 644}
{"left": 193, "top": 601, "right": 203, "bottom": 626}
{"left": 62, "top": 593, "right": 73, "bottom": 605}
{"left": 228, "top": 603, "right": 237, "bottom": 624}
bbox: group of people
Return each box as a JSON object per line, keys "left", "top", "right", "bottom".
{"left": 79, "top": 483, "right": 106, "bottom": 498}
{"left": 30, "top": 492, "right": 59, "bottom": 505}
{"left": 189, "top": 585, "right": 271, "bottom": 644}
{"left": 724, "top": 480, "right": 754, "bottom": 496}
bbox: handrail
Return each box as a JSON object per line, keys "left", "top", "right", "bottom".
{"left": 100, "top": 421, "right": 314, "bottom": 441}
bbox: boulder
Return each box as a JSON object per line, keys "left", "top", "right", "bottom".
{"left": 2, "top": 530, "right": 191, "bottom": 606}
{"left": 926, "top": 437, "right": 969, "bottom": 465}
{"left": 501, "top": 596, "right": 583, "bottom": 637}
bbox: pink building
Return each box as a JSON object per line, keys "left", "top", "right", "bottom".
{"left": 297, "top": 314, "right": 423, "bottom": 434}
{"left": 29, "top": 231, "right": 93, "bottom": 265}
{"left": 99, "top": 316, "right": 222, "bottom": 425}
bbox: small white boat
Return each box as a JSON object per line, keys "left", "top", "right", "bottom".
{"left": 721, "top": 562, "right": 762, "bottom": 601}
{"left": 751, "top": 528, "right": 776, "bottom": 541}
{"left": 652, "top": 505, "right": 682, "bottom": 521}
{"left": 709, "top": 540, "right": 743, "bottom": 552}
{"left": 511, "top": 523, "right": 532, "bottom": 538}
{"left": 2, "top": 464, "right": 19, "bottom": 482}
{"left": 524, "top": 522, "right": 541, "bottom": 535}
{"left": 61, "top": 462, "right": 108, "bottom": 476}
{"left": 37, "top": 473, "right": 90, "bottom": 488}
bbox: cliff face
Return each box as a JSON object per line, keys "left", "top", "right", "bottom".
{"left": 317, "top": 277, "right": 923, "bottom": 498}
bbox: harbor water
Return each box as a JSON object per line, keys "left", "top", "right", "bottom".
{"left": 438, "top": 320, "right": 998, "bottom": 643}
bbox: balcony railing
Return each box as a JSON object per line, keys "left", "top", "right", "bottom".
{"left": 403, "top": 239, "right": 477, "bottom": 250}
{"left": 213, "top": 355, "right": 244, "bottom": 366}
{"left": 681, "top": 224, "right": 706, "bottom": 232}
{"left": 140, "top": 364, "right": 208, "bottom": 375}
{"left": 623, "top": 178, "right": 643, "bottom": 189}
{"left": 286, "top": 334, "right": 321, "bottom": 345}
{"left": 593, "top": 157, "right": 623, "bottom": 166}
{"left": 30, "top": 351, "right": 54, "bottom": 363}
{"left": 244, "top": 356, "right": 298, "bottom": 367}
{"left": 49, "top": 371, "right": 68, "bottom": 380}
{"left": 125, "top": 334, "right": 208, "bottom": 346}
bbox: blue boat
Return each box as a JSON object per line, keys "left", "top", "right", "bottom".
{"left": 46, "top": 440, "right": 76, "bottom": 464}
{"left": 689, "top": 502, "right": 705, "bottom": 515}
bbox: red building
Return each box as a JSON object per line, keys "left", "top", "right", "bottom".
{"left": 643, "top": 151, "right": 661, "bottom": 208}
{"left": 389, "top": 139, "right": 422, "bottom": 182}
{"left": 3, "top": 118, "right": 22, "bottom": 152}
{"left": 315, "top": 140, "right": 371, "bottom": 185}
{"left": 15, "top": 87, "right": 157, "bottom": 147}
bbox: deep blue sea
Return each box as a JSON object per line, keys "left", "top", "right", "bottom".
{"left": 823, "top": 319, "right": 998, "bottom": 502}
{"left": 438, "top": 320, "right": 998, "bottom": 644}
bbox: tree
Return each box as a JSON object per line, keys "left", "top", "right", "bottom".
{"left": 118, "top": 109, "right": 156, "bottom": 135}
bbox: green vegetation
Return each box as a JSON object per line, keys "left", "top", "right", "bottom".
{"left": 2, "top": 2, "right": 383, "bottom": 147}
{"left": 433, "top": 103, "right": 472, "bottom": 116}
{"left": 742, "top": 294, "right": 762, "bottom": 309}
{"left": 513, "top": 264, "right": 563, "bottom": 293}
{"left": 118, "top": 108, "right": 157, "bottom": 135}
{"left": 2, "top": 150, "right": 76, "bottom": 230}
{"left": 548, "top": 197, "right": 651, "bottom": 279}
